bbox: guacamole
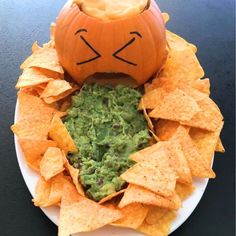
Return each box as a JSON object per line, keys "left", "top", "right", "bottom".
{"left": 64, "top": 84, "right": 150, "bottom": 201}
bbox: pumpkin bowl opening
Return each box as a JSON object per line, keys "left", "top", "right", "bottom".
{"left": 85, "top": 72, "right": 138, "bottom": 87}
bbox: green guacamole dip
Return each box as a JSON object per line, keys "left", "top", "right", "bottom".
{"left": 64, "top": 84, "right": 150, "bottom": 201}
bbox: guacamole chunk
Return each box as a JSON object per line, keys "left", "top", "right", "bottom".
{"left": 64, "top": 84, "right": 150, "bottom": 201}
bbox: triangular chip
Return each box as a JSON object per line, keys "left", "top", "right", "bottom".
{"left": 140, "top": 99, "right": 154, "bottom": 131}
{"left": 159, "top": 47, "right": 204, "bottom": 82}
{"left": 58, "top": 185, "right": 122, "bottom": 236}
{"left": 18, "top": 139, "right": 57, "bottom": 171}
{"left": 172, "top": 125, "right": 215, "bottom": 178}
{"left": 145, "top": 206, "right": 168, "bottom": 225}
{"left": 162, "top": 13, "right": 170, "bottom": 24}
{"left": 149, "top": 89, "right": 201, "bottom": 122}
{"left": 98, "top": 189, "right": 125, "bottom": 204}
{"left": 43, "top": 84, "right": 79, "bottom": 104}
{"left": 215, "top": 138, "right": 225, "bottom": 153}
{"left": 49, "top": 115, "right": 77, "bottom": 153}
{"left": 138, "top": 210, "right": 176, "bottom": 236}
{"left": 33, "top": 174, "right": 74, "bottom": 207}
{"left": 40, "top": 80, "right": 72, "bottom": 98}
{"left": 175, "top": 183, "right": 195, "bottom": 201}
{"left": 112, "top": 203, "right": 148, "bottom": 229}
{"left": 40, "top": 147, "right": 65, "bottom": 180}
{"left": 119, "top": 184, "right": 181, "bottom": 210}
{"left": 189, "top": 122, "right": 224, "bottom": 167}
{"left": 121, "top": 151, "right": 176, "bottom": 197}
{"left": 20, "top": 47, "right": 64, "bottom": 74}
{"left": 16, "top": 67, "right": 54, "bottom": 89}
{"left": 180, "top": 96, "right": 223, "bottom": 131}
{"left": 191, "top": 78, "right": 210, "bottom": 95}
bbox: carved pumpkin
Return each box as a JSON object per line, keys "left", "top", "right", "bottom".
{"left": 55, "top": 0, "right": 167, "bottom": 86}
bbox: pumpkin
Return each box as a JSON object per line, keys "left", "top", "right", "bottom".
{"left": 55, "top": 0, "right": 167, "bottom": 86}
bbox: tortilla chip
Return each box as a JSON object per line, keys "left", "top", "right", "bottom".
{"left": 189, "top": 122, "right": 224, "bottom": 167}
{"left": 32, "top": 41, "right": 42, "bottom": 53}
{"left": 59, "top": 97, "right": 72, "bottom": 112}
{"left": 172, "top": 125, "right": 215, "bottom": 178}
{"left": 191, "top": 78, "right": 210, "bottom": 95}
{"left": 140, "top": 99, "right": 154, "bottom": 131}
{"left": 33, "top": 174, "right": 74, "bottom": 207}
{"left": 16, "top": 67, "right": 54, "bottom": 89}
{"left": 175, "top": 183, "right": 195, "bottom": 201}
{"left": 159, "top": 47, "right": 204, "bottom": 82}
{"left": 155, "top": 120, "right": 179, "bottom": 141}
{"left": 215, "top": 138, "right": 225, "bottom": 153}
{"left": 17, "top": 91, "right": 64, "bottom": 120}
{"left": 98, "top": 189, "right": 125, "bottom": 204}
{"left": 121, "top": 151, "right": 176, "bottom": 197}
{"left": 64, "top": 158, "right": 84, "bottom": 196}
{"left": 11, "top": 119, "right": 50, "bottom": 140}
{"left": 43, "top": 84, "right": 79, "bottom": 104}
{"left": 145, "top": 207, "right": 168, "bottom": 225}
{"left": 40, "top": 147, "right": 65, "bottom": 180}
{"left": 112, "top": 203, "right": 148, "bottom": 229}
{"left": 40, "top": 80, "right": 72, "bottom": 98}
{"left": 20, "top": 87, "right": 39, "bottom": 96}
{"left": 20, "top": 47, "right": 64, "bottom": 74}
{"left": 149, "top": 129, "right": 160, "bottom": 142}
{"left": 138, "top": 88, "right": 168, "bottom": 110}
{"left": 180, "top": 97, "right": 223, "bottom": 131}
{"left": 49, "top": 115, "right": 77, "bottom": 153}
{"left": 138, "top": 210, "right": 176, "bottom": 236}
{"left": 119, "top": 184, "right": 181, "bottom": 210}
{"left": 58, "top": 185, "right": 122, "bottom": 235}
{"left": 166, "top": 30, "right": 197, "bottom": 53}
{"left": 149, "top": 89, "right": 201, "bottom": 122}
{"left": 18, "top": 139, "right": 57, "bottom": 171}
{"left": 162, "top": 13, "right": 170, "bottom": 24}
{"left": 50, "top": 22, "right": 56, "bottom": 41}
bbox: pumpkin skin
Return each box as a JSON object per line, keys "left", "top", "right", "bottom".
{"left": 55, "top": 0, "right": 167, "bottom": 86}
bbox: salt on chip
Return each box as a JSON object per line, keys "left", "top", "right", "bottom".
{"left": 112, "top": 203, "right": 148, "bottom": 229}
{"left": 149, "top": 89, "right": 201, "bottom": 122}
{"left": 159, "top": 47, "right": 204, "bottom": 82}
{"left": 40, "top": 80, "right": 72, "bottom": 98}
{"left": 16, "top": 67, "right": 54, "bottom": 89}
{"left": 40, "top": 147, "right": 65, "bottom": 181}
{"left": 43, "top": 83, "right": 79, "bottom": 104}
{"left": 20, "top": 47, "right": 64, "bottom": 74}
{"left": 49, "top": 115, "right": 77, "bottom": 153}
{"left": 121, "top": 150, "right": 176, "bottom": 197}
{"left": 215, "top": 138, "right": 225, "bottom": 153}
{"left": 175, "top": 183, "right": 195, "bottom": 201}
{"left": 180, "top": 96, "right": 223, "bottom": 131}
{"left": 33, "top": 174, "right": 74, "bottom": 207}
{"left": 172, "top": 125, "right": 216, "bottom": 178}
{"left": 155, "top": 120, "right": 179, "bottom": 141}
{"left": 119, "top": 184, "right": 181, "bottom": 210}
{"left": 11, "top": 119, "right": 50, "bottom": 140}
{"left": 98, "top": 189, "right": 125, "bottom": 204}
{"left": 58, "top": 185, "right": 122, "bottom": 236}
{"left": 64, "top": 158, "right": 85, "bottom": 196}
{"left": 18, "top": 139, "right": 57, "bottom": 171}
{"left": 138, "top": 210, "right": 176, "bottom": 236}
{"left": 189, "top": 122, "right": 224, "bottom": 167}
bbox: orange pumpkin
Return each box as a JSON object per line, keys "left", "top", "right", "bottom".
{"left": 55, "top": 0, "right": 167, "bottom": 86}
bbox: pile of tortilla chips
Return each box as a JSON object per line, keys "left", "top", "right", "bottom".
{"left": 11, "top": 13, "right": 224, "bottom": 236}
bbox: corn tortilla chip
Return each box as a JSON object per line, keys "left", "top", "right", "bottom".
{"left": 215, "top": 138, "right": 225, "bottom": 153}
{"left": 49, "top": 115, "right": 77, "bottom": 153}
{"left": 140, "top": 99, "right": 154, "bottom": 131}
{"left": 121, "top": 151, "right": 176, "bottom": 197}
{"left": 172, "top": 125, "right": 215, "bottom": 178}
{"left": 145, "top": 207, "right": 168, "bottom": 225}
{"left": 162, "top": 13, "right": 170, "bottom": 24}
{"left": 175, "top": 183, "right": 195, "bottom": 201}
{"left": 119, "top": 184, "right": 181, "bottom": 210}
{"left": 191, "top": 78, "right": 210, "bottom": 95}
{"left": 18, "top": 139, "right": 57, "bottom": 171}
{"left": 189, "top": 122, "right": 224, "bottom": 167}
{"left": 50, "top": 22, "right": 56, "bottom": 40}
{"left": 16, "top": 67, "right": 54, "bottom": 89}
{"left": 58, "top": 185, "right": 122, "bottom": 236}
{"left": 159, "top": 47, "right": 204, "bottom": 82}
{"left": 40, "top": 80, "right": 72, "bottom": 98}
{"left": 40, "top": 147, "right": 65, "bottom": 181}
{"left": 98, "top": 189, "right": 125, "bottom": 204}
{"left": 138, "top": 210, "right": 176, "bottom": 236}
{"left": 112, "top": 203, "right": 148, "bottom": 229}
{"left": 155, "top": 120, "right": 179, "bottom": 141}
{"left": 20, "top": 47, "right": 64, "bottom": 74}
{"left": 149, "top": 89, "right": 201, "bottom": 122}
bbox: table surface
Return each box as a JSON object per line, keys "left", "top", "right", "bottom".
{"left": 0, "top": 0, "right": 235, "bottom": 235}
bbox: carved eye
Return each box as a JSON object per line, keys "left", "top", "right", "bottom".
{"left": 112, "top": 31, "right": 142, "bottom": 66}
{"left": 75, "top": 29, "right": 101, "bottom": 65}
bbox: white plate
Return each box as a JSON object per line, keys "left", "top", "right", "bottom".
{"left": 14, "top": 100, "right": 210, "bottom": 235}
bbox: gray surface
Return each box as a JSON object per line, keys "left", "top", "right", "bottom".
{"left": 0, "top": 0, "right": 235, "bottom": 235}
